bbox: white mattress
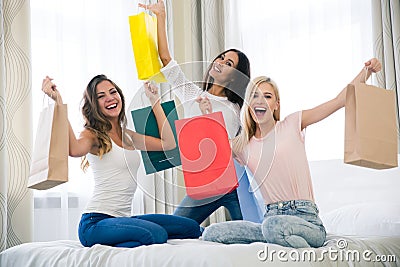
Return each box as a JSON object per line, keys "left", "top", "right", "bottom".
{"left": 1, "top": 235, "right": 399, "bottom": 267}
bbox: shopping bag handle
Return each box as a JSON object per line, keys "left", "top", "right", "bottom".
{"left": 362, "top": 66, "right": 380, "bottom": 85}
{"left": 42, "top": 93, "right": 52, "bottom": 108}
{"left": 132, "top": 82, "right": 159, "bottom": 109}
{"left": 363, "top": 67, "right": 369, "bottom": 83}
{"left": 41, "top": 90, "right": 60, "bottom": 108}
{"left": 137, "top": 0, "right": 152, "bottom": 15}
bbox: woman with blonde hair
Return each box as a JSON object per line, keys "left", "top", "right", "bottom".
{"left": 203, "top": 58, "right": 382, "bottom": 248}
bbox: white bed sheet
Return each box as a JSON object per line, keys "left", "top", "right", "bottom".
{"left": 4, "top": 159, "right": 399, "bottom": 266}
{"left": 1, "top": 235, "right": 399, "bottom": 267}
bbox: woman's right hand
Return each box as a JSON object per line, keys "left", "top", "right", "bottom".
{"left": 138, "top": 0, "right": 166, "bottom": 17}
{"left": 42, "top": 76, "right": 62, "bottom": 104}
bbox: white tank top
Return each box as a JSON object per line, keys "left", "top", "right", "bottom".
{"left": 84, "top": 140, "right": 140, "bottom": 217}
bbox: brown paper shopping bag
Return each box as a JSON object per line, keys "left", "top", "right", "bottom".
{"left": 344, "top": 82, "right": 398, "bottom": 169}
{"left": 129, "top": 12, "right": 166, "bottom": 83}
{"left": 28, "top": 101, "right": 69, "bottom": 190}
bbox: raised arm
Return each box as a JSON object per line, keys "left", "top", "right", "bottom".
{"left": 139, "top": 1, "right": 203, "bottom": 103}
{"left": 139, "top": 0, "right": 171, "bottom": 66}
{"left": 130, "top": 82, "right": 176, "bottom": 151}
{"left": 41, "top": 76, "right": 97, "bottom": 157}
{"left": 301, "top": 58, "right": 382, "bottom": 130}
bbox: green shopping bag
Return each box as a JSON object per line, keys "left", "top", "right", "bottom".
{"left": 131, "top": 100, "right": 181, "bottom": 174}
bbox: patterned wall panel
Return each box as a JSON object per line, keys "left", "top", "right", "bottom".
{"left": 0, "top": 0, "right": 33, "bottom": 251}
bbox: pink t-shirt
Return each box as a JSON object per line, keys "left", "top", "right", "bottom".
{"left": 236, "top": 111, "right": 315, "bottom": 205}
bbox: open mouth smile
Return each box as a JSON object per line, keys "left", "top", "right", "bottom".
{"left": 254, "top": 107, "right": 267, "bottom": 116}
{"left": 106, "top": 103, "right": 117, "bottom": 110}
{"left": 213, "top": 64, "right": 221, "bottom": 73}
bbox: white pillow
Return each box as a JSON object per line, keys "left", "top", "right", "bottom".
{"left": 320, "top": 202, "right": 400, "bottom": 237}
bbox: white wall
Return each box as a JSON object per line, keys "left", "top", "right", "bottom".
{"left": 310, "top": 158, "right": 400, "bottom": 215}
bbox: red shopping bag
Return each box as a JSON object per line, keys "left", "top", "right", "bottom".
{"left": 175, "top": 112, "right": 238, "bottom": 200}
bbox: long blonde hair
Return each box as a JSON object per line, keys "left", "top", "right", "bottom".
{"left": 232, "top": 76, "right": 280, "bottom": 155}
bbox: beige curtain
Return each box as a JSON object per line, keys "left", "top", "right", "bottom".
{"left": 171, "top": 0, "right": 229, "bottom": 224}
{"left": 371, "top": 0, "right": 400, "bottom": 151}
{"left": 0, "top": 0, "right": 33, "bottom": 251}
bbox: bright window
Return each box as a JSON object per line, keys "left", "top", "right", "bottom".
{"left": 233, "top": 0, "right": 373, "bottom": 160}
{"left": 30, "top": 0, "right": 142, "bottom": 240}
{"left": 30, "top": 0, "right": 373, "bottom": 240}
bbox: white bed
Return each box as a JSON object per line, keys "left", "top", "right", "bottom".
{"left": 1, "top": 235, "right": 399, "bottom": 267}
{"left": 1, "top": 159, "right": 400, "bottom": 266}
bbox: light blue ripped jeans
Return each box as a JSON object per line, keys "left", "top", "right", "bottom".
{"left": 202, "top": 200, "right": 326, "bottom": 248}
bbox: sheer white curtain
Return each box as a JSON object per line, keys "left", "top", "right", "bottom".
{"left": 127, "top": 0, "right": 178, "bottom": 216}
{"left": 228, "top": 0, "right": 373, "bottom": 160}
{"left": 30, "top": 0, "right": 144, "bottom": 241}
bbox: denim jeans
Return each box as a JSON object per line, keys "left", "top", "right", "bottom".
{"left": 173, "top": 189, "right": 243, "bottom": 224}
{"left": 202, "top": 200, "right": 326, "bottom": 248}
{"left": 78, "top": 213, "right": 201, "bottom": 248}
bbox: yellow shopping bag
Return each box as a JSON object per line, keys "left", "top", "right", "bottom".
{"left": 129, "top": 12, "right": 166, "bottom": 83}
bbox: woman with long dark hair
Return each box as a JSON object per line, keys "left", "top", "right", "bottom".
{"left": 141, "top": 0, "right": 251, "bottom": 225}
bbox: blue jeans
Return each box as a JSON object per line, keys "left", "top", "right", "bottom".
{"left": 202, "top": 200, "right": 326, "bottom": 248}
{"left": 78, "top": 213, "right": 201, "bottom": 248}
{"left": 173, "top": 189, "right": 243, "bottom": 224}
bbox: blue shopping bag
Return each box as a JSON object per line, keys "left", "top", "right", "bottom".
{"left": 235, "top": 160, "right": 264, "bottom": 223}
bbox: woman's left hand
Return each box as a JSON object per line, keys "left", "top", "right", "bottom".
{"left": 144, "top": 82, "right": 160, "bottom": 105}
{"left": 196, "top": 96, "right": 212, "bottom": 114}
{"left": 358, "top": 58, "right": 382, "bottom": 83}
{"left": 365, "top": 58, "right": 382, "bottom": 73}
{"left": 138, "top": 0, "right": 165, "bottom": 17}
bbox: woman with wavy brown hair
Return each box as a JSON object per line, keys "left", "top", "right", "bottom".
{"left": 41, "top": 75, "right": 201, "bottom": 248}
